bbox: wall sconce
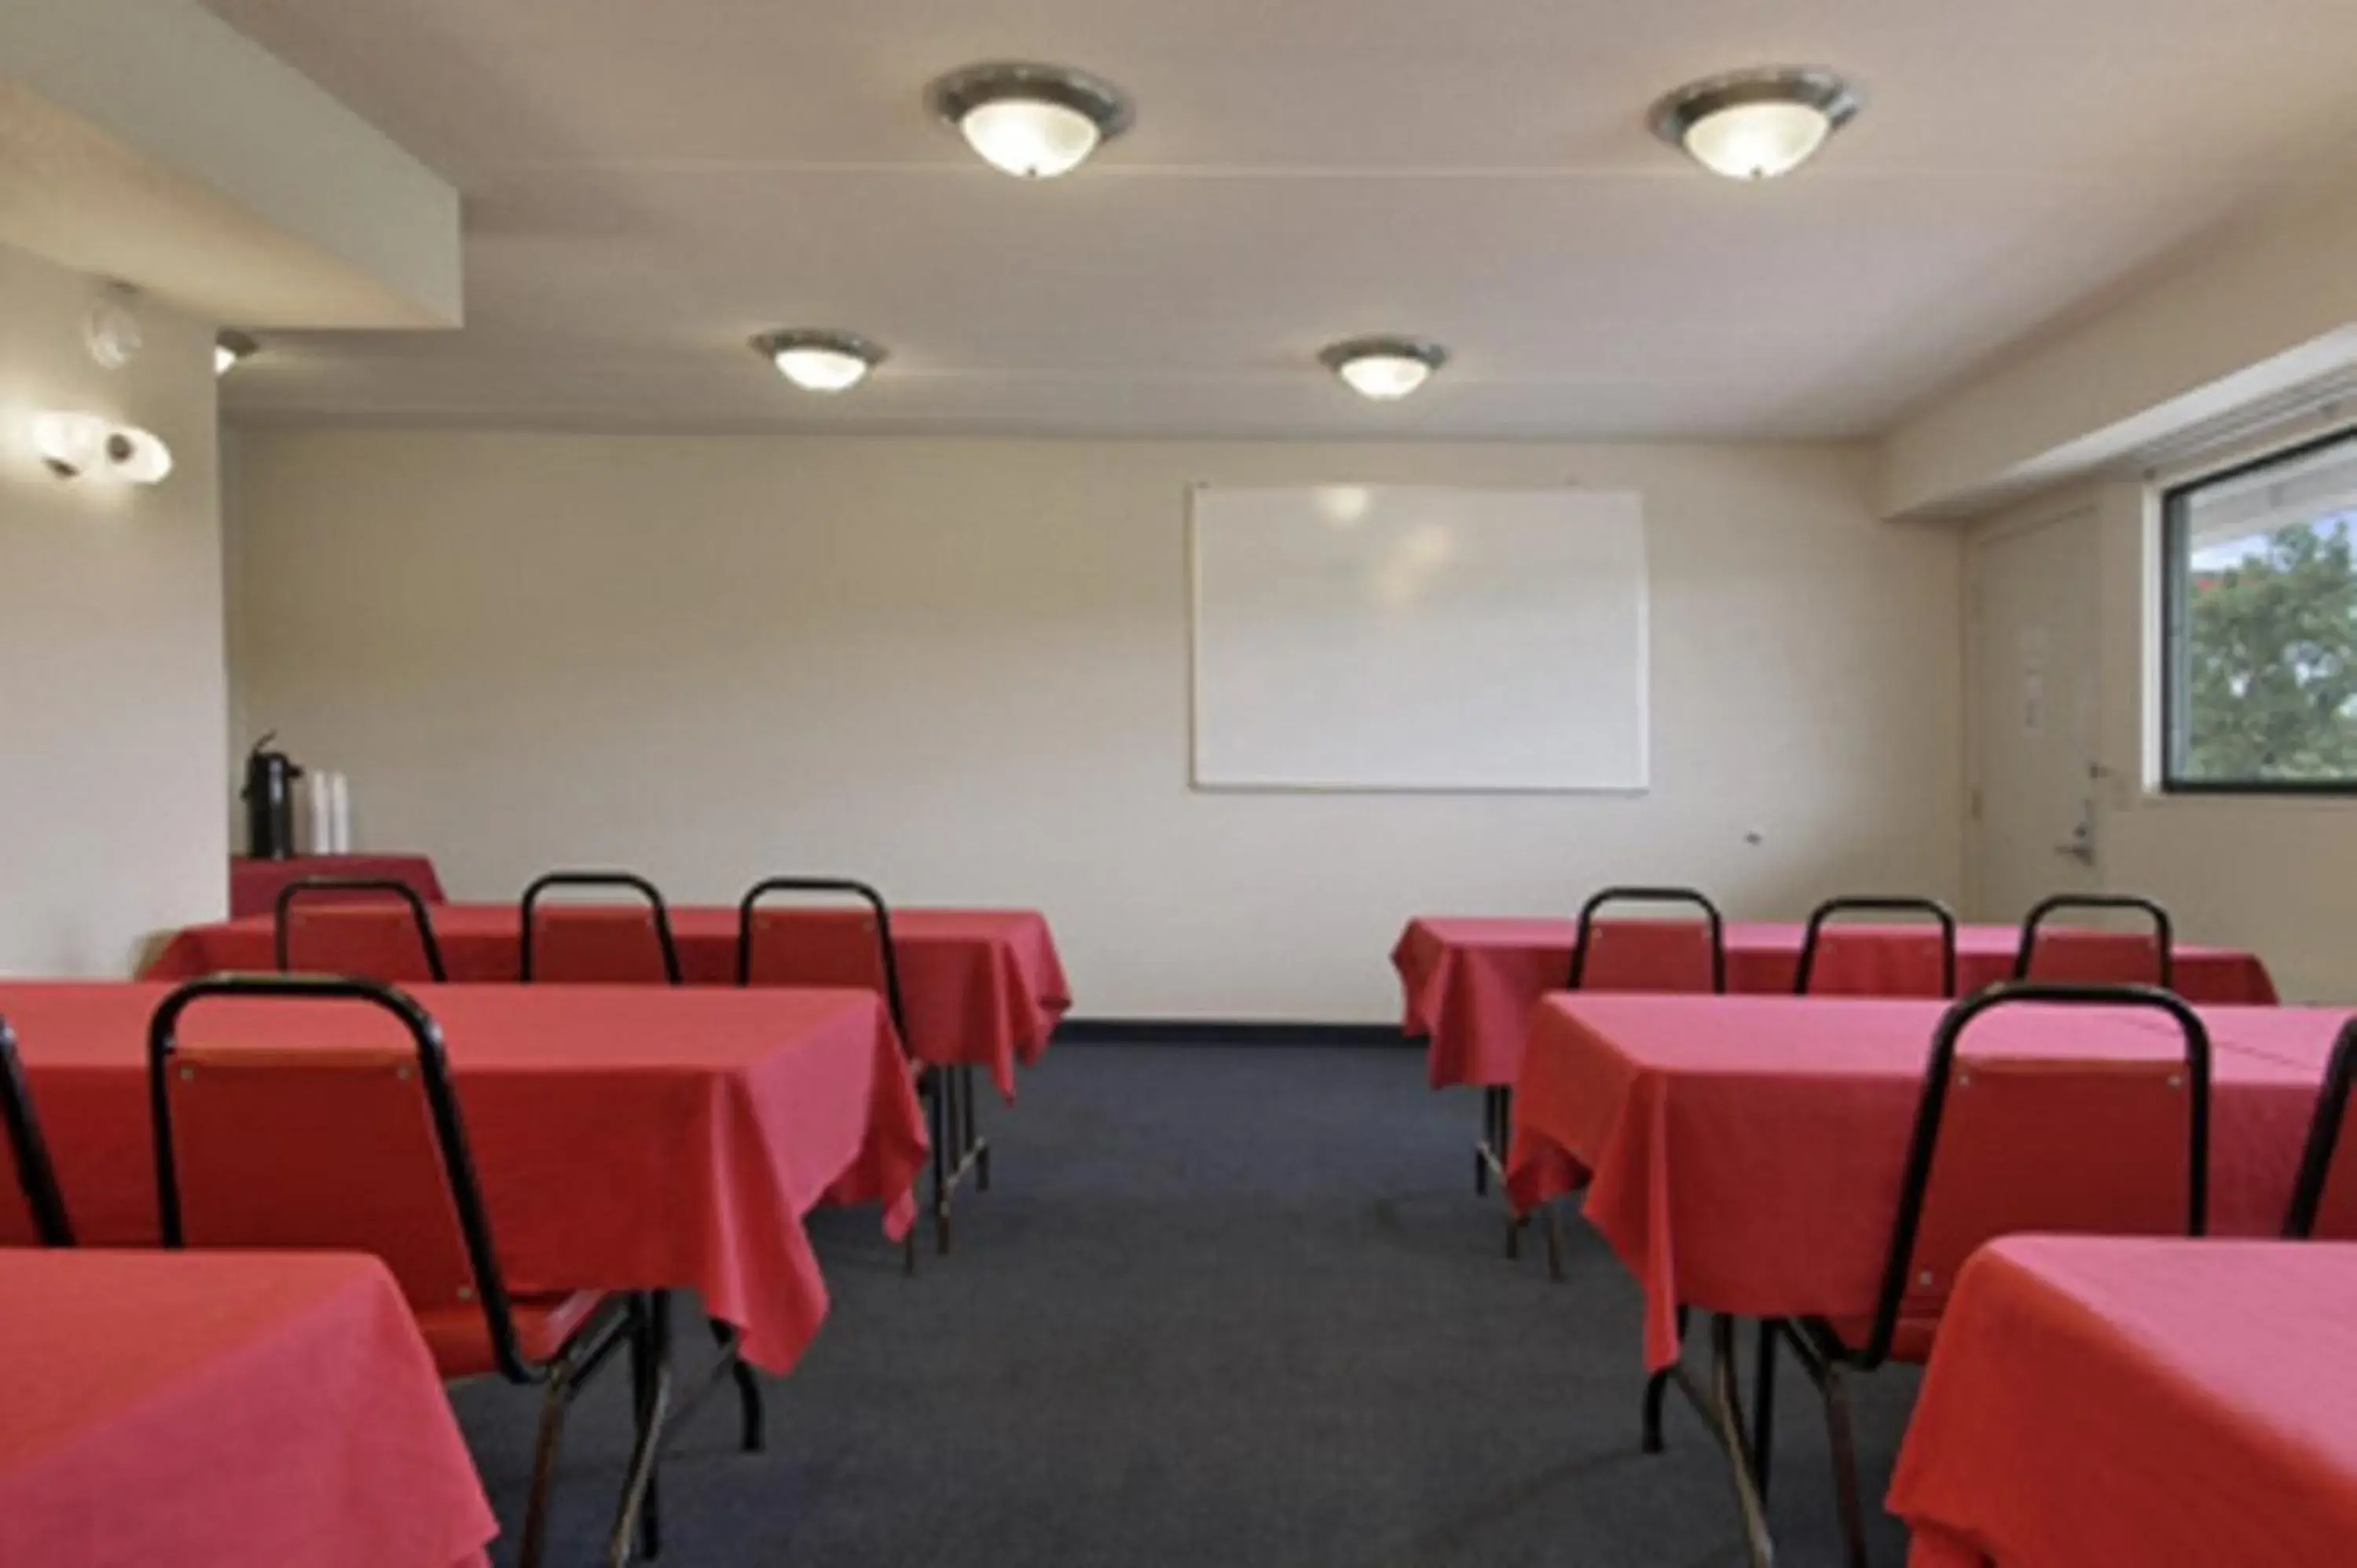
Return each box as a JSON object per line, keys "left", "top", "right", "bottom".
{"left": 32, "top": 412, "right": 173, "bottom": 485}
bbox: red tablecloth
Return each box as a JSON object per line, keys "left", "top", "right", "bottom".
{"left": 1502, "top": 994, "right": 2345, "bottom": 1370}
{"left": 148, "top": 904, "right": 1070, "bottom": 1100}
{"left": 0, "top": 980, "right": 927, "bottom": 1372}
{"left": 0, "top": 1249, "right": 494, "bottom": 1568}
{"left": 1395, "top": 917, "right": 2280, "bottom": 1088}
{"left": 1890, "top": 1237, "right": 2357, "bottom": 1568}
{"left": 229, "top": 855, "right": 445, "bottom": 918}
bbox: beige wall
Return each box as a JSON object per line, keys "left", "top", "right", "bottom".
{"left": 0, "top": 242, "right": 229, "bottom": 974}
{"left": 1965, "top": 473, "right": 2357, "bottom": 1004}
{"left": 224, "top": 429, "right": 1965, "bottom": 1020}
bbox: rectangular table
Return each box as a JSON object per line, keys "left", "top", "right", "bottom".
{"left": 1396, "top": 917, "right": 2280, "bottom": 1090}
{"left": 0, "top": 1249, "right": 495, "bottom": 1568}
{"left": 1504, "top": 993, "right": 2343, "bottom": 1372}
{"left": 229, "top": 853, "right": 445, "bottom": 918}
{"left": 0, "top": 980, "right": 927, "bottom": 1373}
{"left": 1505, "top": 993, "right": 2348, "bottom": 1567}
{"left": 150, "top": 903, "right": 1070, "bottom": 1100}
{"left": 1890, "top": 1237, "right": 2357, "bottom": 1568}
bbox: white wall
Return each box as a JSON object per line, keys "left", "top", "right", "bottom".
{"left": 224, "top": 429, "right": 1964, "bottom": 1020}
{"left": 0, "top": 242, "right": 229, "bottom": 974}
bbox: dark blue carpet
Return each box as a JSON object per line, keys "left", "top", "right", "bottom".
{"left": 453, "top": 1042, "right": 1919, "bottom": 1565}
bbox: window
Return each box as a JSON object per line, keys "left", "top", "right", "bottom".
{"left": 2163, "top": 427, "right": 2357, "bottom": 792}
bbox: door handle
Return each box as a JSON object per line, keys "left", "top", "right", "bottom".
{"left": 2055, "top": 801, "right": 2096, "bottom": 866}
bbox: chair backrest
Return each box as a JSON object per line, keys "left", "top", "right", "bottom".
{"left": 147, "top": 975, "right": 533, "bottom": 1382}
{"left": 2013, "top": 893, "right": 2174, "bottom": 989}
{"left": 1855, "top": 982, "right": 2211, "bottom": 1368}
{"left": 1567, "top": 886, "right": 1726, "bottom": 994}
{"left": 519, "top": 870, "right": 681, "bottom": 984}
{"left": 737, "top": 877, "right": 909, "bottom": 1040}
{"left": 1794, "top": 896, "right": 1958, "bottom": 998}
{"left": 0, "top": 1018, "right": 73, "bottom": 1246}
{"left": 275, "top": 878, "right": 448, "bottom": 983}
{"left": 2286, "top": 1019, "right": 2357, "bottom": 1240}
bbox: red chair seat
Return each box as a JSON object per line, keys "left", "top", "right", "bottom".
{"left": 418, "top": 1289, "right": 614, "bottom": 1380}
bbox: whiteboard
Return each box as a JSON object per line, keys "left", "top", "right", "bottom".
{"left": 1189, "top": 484, "right": 1648, "bottom": 793}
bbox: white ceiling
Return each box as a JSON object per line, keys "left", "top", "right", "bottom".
{"left": 196, "top": 0, "right": 2357, "bottom": 439}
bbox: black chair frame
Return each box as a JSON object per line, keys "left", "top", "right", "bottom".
{"left": 1772, "top": 982, "right": 2212, "bottom": 1568}
{"left": 739, "top": 877, "right": 974, "bottom": 1267}
{"left": 148, "top": 975, "right": 661, "bottom": 1568}
{"left": 1792, "top": 896, "right": 1959, "bottom": 998}
{"left": 0, "top": 1018, "right": 73, "bottom": 1245}
{"left": 2286, "top": 1018, "right": 2357, "bottom": 1239}
{"left": 273, "top": 877, "right": 449, "bottom": 983}
{"left": 519, "top": 870, "right": 684, "bottom": 985}
{"left": 1501, "top": 888, "right": 1727, "bottom": 1283}
{"left": 2013, "top": 892, "right": 2175, "bottom": 990}
{"left": 1567, "top": 885, "right": 1728, "bottom": 993}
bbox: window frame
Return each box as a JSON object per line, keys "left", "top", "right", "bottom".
{"left": 2159, "top": 422, "right": 2357, "bottom": 797}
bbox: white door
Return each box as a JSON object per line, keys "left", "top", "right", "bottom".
{"left": 1971, "top": 507, "right": 2103, "bottom": 924}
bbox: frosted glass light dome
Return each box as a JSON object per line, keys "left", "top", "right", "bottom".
{"left": 1321, "top": 337, "right": 1448, "bottom": 401}
{"left": 927, "top": 63, "right": 1134, "bottom": 180}
{"left": 752, "top": 330, "right": 886, "bottom": 393}
{"left": 1681, "top": 100, "right": 1834, "bottom": 181}
{"left": 959, "top": 99, "right": 1102, "bottom": 179}
{"left": 1651, "top": 68, "right": 1862, "bottom": 181}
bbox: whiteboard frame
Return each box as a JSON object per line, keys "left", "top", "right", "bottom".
{"left": 1184, "top": 482, "right": 1651, "bottom": 796}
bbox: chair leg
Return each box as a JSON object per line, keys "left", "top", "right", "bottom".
{"left": 1641, "top": 1306, "right": 1692, "bottom": 1453}
{"left": 1640, "top": 1367, "right": 1674, "bottom": 1454}
{"left": 710, "top": 1319, "right": 765, "bottom": 1453}
{"left": 517, "top": 1361, "right": 580, "bottom": 1568}
{"left": 1475, "top": 1088, "right": 1494, "bottom": 1195}
{"left": 1752, "top": 1319, "right": 1778, "bottom": 1499}
{"left": 1818, "top": 1359, "right": 1871, "bottom": 1568}
{"left": 1544, "top": 1204, "right": 1565, "bottom": 1283}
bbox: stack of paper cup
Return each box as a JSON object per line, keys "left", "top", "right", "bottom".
{"left": 301, "top": 770, "right": 354, "bottom": 853}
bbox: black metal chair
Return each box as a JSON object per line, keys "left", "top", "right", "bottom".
{"left": 1512, "top": 887, "right": 1726, "bottom": 1281}
{"left": 2013, "top": 893, "right": 2174, "bottom": 990}
{"left": 1793, "top": 896, "right": 1959, "bottom": 998}
{"left": 1, "top": 1017, "right": 73, "bottom": 1246}
{"left": 2286, "top": 1018, "right": 2357, "bottom": 1239}
{"left": 519, "top": 871, "right": 684, "bottom": 985}
{"left": 519, "top": 871, "right": 759, "bottom": 1449}
{"left": 275, "top": 877, "right": 448, "bottom": 983}
{"left": 1567, "top": 885, "right": 1728, "bottom": 993}
{"left": 1774, "top": 983, "right": 2212, "bottom": 1568}
{"left": 148, "top": 975, "right": 657, "bottom": 1566}
{"left": 739, "top": 877, "right": 955, "bottom": 1267}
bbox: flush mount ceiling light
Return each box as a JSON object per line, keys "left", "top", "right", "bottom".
{"left": 107, "top": 424, "right": 174, "bottom": 484}
{"left": 751, "top": 329, "right": 887, "bottom": 393}
{"left": 1649, "top": 66, "right": 1862, "bottom": 181}
{"left": 1320, "top": 336, "right": 1448, "bottom": 401}
{"left": 31, "top": 412, "right": 173, "bottom": 484}
{"left": 31, "top": 412, "right": 110, "bottom": 478}
{"left": 215, "top": 330, "right": 260, "bottom": 376}
{"left": 926, "top": 61, "right": 1134, "bottom": 179}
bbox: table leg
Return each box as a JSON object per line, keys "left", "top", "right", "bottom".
{"left": 1708, "top": 1313, "right": 1776, "bottom": 1568}
{"left": 613, "top": 1291, "right": 673, "bottom": 1566}
{"left": 960, "top": 1064, "right": 986, "bottom": 1191}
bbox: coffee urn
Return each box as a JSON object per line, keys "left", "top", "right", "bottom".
{"left": 241, "top": 733, "right": 302, "bottom": 860}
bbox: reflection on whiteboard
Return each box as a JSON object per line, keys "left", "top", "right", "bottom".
{"left": 1189, "top": 484, "right": 1649, "bottom": 792}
